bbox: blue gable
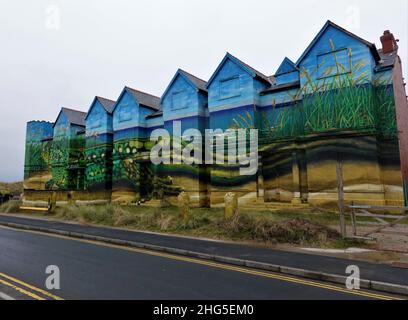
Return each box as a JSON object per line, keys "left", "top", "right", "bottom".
{"left": 207, "top": 54, "right": 271, "bottom": 130}
{"left": 113, "top": 89, "right": 141, "bottom": 132}
{"left": 86, "top": 98, "right": 113, "bottom": 136}
{"left": 276, "top": 57, "right": 297, "bottom": 75}
{"left": 207, "top": 53, "right": 270, "bottom": 89}
{"left": 296, "top": 20, "right": 380, "bottom": 67}
{"left": 161, "top": 70, "right": 208, "bottom": 134}
{"left": 54, "top": 111, "right": 72, "bottom": 138}
{"left": 162, "top": 73, "right": 203, "bottom": 117}
{"left": 161, "top": 69, "right": 202, "bottom": 103}
{"left": 296, "top": 21, "right": 380, "bottom": 90}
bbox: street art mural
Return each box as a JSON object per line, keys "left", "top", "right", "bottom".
{"left": 111, "top": 87, "right": 162, "bottom": 203}
{"left": 158, "top": 69, "right": 210, "bottom": 206}
{"left": 24, "top": 121, "right": 53, "bottom": 190}
{"left": 48, "top": 108, "right": 86, "bottom": 191}
{"left": 85, "top": 97, "right": 116, "bottom": 192}
{"left": 23, "top": 21, "right": 408, "bottom": 208}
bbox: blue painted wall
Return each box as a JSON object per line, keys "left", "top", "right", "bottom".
{"left": 297, "top": 24, "right": 376, "bottom": 92}
{"left": 85, "top": 99, "right": 114, "bottom": 191}
{"left": 162, "top": 72, "right": 208, "bottom": 134}
{"left": 113, "top": 90, "right": 142, "bottom": 134}
{"left": 208, "top": 56, "right": 261, "bottom": 131}
{"left": 86, "top": 100, "right": 113, "bottom": 137}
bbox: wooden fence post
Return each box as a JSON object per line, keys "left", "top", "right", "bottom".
{"left": 351, "top": 201, "right": 357, "bottom": 236}
{"left": 336, "top": 160, "right": 347, "bottom": 239}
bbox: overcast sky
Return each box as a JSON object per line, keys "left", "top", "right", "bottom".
{"left": 0, "top": 0, "right": 407, "bottom": 182}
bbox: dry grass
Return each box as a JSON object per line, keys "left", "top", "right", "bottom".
{"left": 0, "top": 200, "right": 22, "bottom": 213}
{"left": 0, "top": 182, "right": 23, "bottom": 194}
{"left": 48, "top": 204, "right": 352, "bottom": 247}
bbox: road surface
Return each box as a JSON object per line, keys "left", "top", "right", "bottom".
{"left": 0, "top": 226, "right": 401, "bottom": 300}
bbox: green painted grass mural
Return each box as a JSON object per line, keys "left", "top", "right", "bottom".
{"left": 48, "top": 137, "right": 86, "bottom": 190}
{"left": 85, "top": 144, "right": 112, "bottom": 190}
{"left": 232, "top": 40, "right": 397, "bottom": 144}
{"left": 24, "top": 140, "right": 52, "bottom": 179}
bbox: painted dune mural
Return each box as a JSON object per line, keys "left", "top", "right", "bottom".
{"left": 23, "top": 21, "right": 408, "bottom": 209}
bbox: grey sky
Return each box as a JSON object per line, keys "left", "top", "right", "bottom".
{"left": 0, "top": 0, "right": 407, "bottom": 182}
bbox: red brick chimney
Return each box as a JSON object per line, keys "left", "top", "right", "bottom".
{"left": 380, "top": 30, "right": 398, "bottom": 54}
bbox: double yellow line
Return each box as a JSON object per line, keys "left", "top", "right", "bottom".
{"left": 40, "top": 231, "right": 402, "bottom": 301}
{"left": 0, "top": 272, "right": 63, "bottom": 301}
{"left": 0, "top": 225, "right": 404, "bottom": 301}
{"left": 109, "top": 245, "right": 403, "bottom": 301}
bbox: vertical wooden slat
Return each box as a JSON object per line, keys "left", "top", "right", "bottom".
{"left": 351, "top": 201, "right": 357, "bottom": 236}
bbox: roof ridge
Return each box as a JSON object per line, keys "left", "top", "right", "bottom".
{"left": 125, "top": 86, "right": 161, "bottom": 100}
{"left": 56, "top": 107, "right": 86, "bottom": 127}
{"left": 96, "top": 96, "right": 116, "bottom": 103}
{"left": 178, "top": 69, "right": 207, "bottom": 83}
{"left": 61, "top": 107, "right": 87, "bottom": 114}
{"left": 227, "top": 52, "right": 271, "bottom": 83}
{"left": 327, "top": 20, "right": 375, "bottom": 47}
{"left": 296, "top": 20, "right": 380, "bottom": 66}
{"left": 94, "top": 96, "right": 116, "bottom": 115}
{"left": 275, "top": 57, "right": 299, "bottom": 75}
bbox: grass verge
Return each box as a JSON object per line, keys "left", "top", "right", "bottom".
{"left": 46, "top": 204, "right": 367, "bottom": 249}
{"left": 0, "top": 200, "right": 22, "bottom": 213}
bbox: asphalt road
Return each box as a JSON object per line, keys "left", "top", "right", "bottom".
{"left": 1, "top": 214, "right": 406, "bottom": 286}
{"left": 0, "top": 226, "right": 399, "bottom": 300}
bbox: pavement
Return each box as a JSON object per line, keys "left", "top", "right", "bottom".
{"left": 0, "top": 225, "right": 400, "bottom": 300}
{"left": 0, "top": 213, "right": 408, "bottom": 293}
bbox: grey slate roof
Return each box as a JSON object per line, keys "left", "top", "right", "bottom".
{"left": 60, "top": 108, "right": 86, "bottom": 127}
{"left": 178, "top": 69, "right": 208, "bottom": 92}
{"left": 261, "top": 81, "right": 301, "bottom": 95}
{"left": 125, "top": 87, "right": 161, "bottom": 111}
{"left": 228, "top": 52, "right": 272, "bottom": 85}
{"left": 96, "top": 96, "right": 116, "bottom": 114}
{"left": 145, "top": 110, "right": 163, "bottom": 119}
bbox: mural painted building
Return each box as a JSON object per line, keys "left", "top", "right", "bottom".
{"left": 111, "top": 87, "right": 161, "bottom": 203}
{"left": 23, "top": 21, "right": 408, "bottom": 208}
{"left": 85, "top": 96, "right": 116, "bottom": 195}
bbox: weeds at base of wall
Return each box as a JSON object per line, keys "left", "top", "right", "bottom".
{"left": 45, "top": 204, "right": 369, "bottom": 249}
{"left": 0, "top": 200, "right": 22, "bottom": 213}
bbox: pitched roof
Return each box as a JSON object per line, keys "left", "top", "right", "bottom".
{"left": 85, "top": 96, "right": 116, "bottom": 120}
{"left": 178, "top": 69, "right": 207, "bottom": 92}
{"left": 54, "top": 108, "right": 86, "bottom": 127}
{"left": 296, "top": 20, "right": 381, "bottom": 67}
{"left": 125, "top": 87, "right": 161, "bottom": 111}
{"left": 96, "top": 96, "right": 116, "bottom": 114}
{"left": 161, "top": 69, "right": 208, "bottom": 103}
{"left": 207, "top": 52, "right": 272, "bottom": 88}
{"left": 275, "top": 57, "right": 298, "bottom": 75}
{"left": 229, "top": 53, "right": 271, "bottom": 84}
{"left": 260, "top": 81, "right": 301, "bottom": 95}
{"left": 145, "top": 110, "right": 163, "bottom": 120}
